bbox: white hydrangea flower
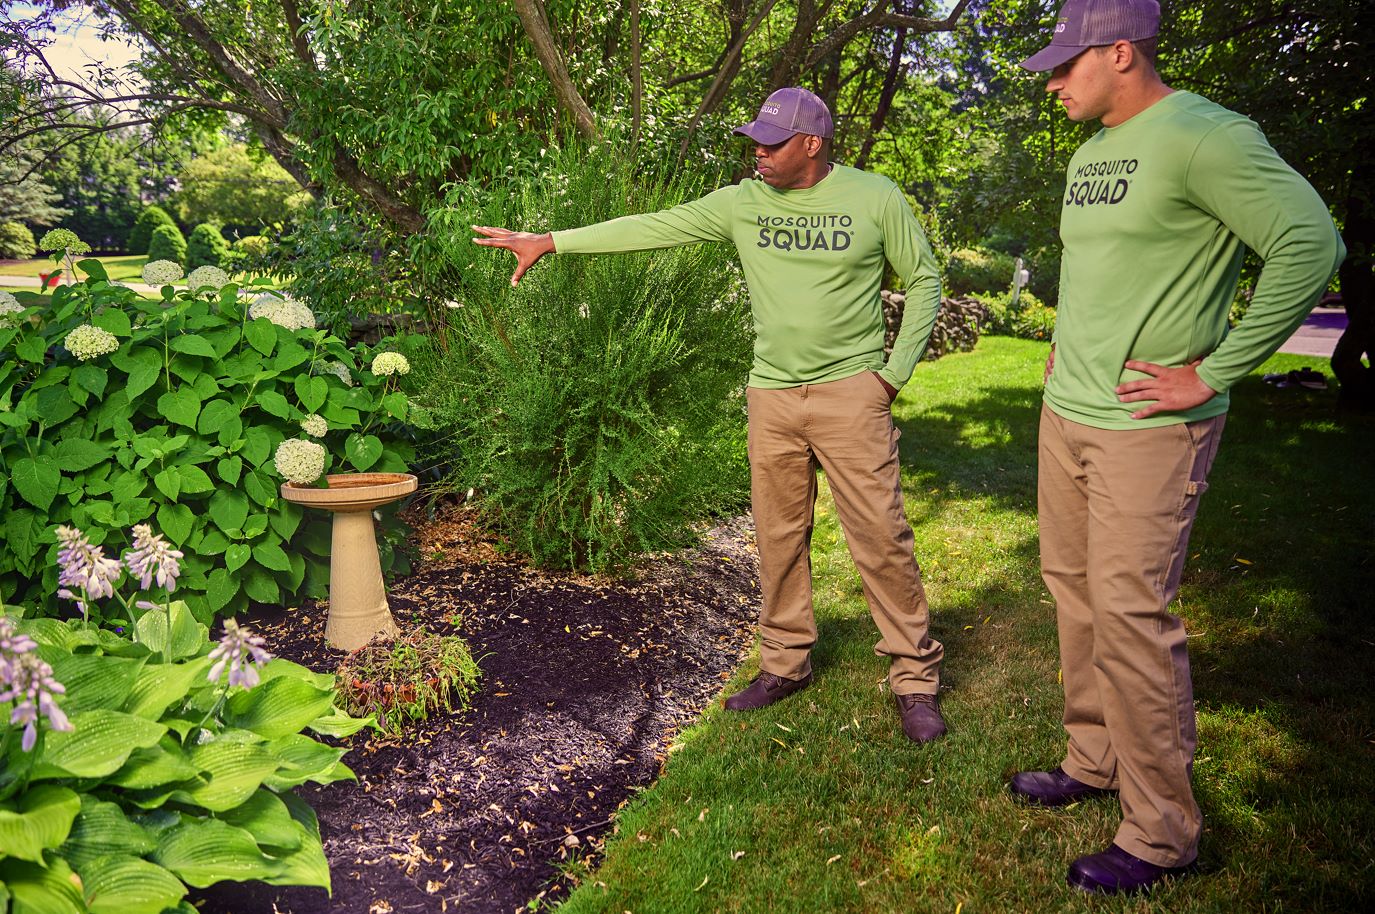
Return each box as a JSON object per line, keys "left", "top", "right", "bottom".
{"left": 186, "top": 265, "right": 229, "bottom": 290}
{"left": 249, "top": 293, "right": 315, "bottom": 331}
{"left": 142, "top": 260, "right": 184, "bottom": 285}
{"left": 0, "top": 291, "right": 23, "bottom": 327}
{"left": 300, "top": 413, "right": 328, "bottom": 438}
{"left": 273, "top": 437, "right": 326, "bottom": 484}
{"left": 64, "top": 324, "right": 119, "bottom": 361}
{"left": 315, "top": 360, "right": 353, "bottom": 387}
{"left": 370, "top": 352, "right": 411, "bottom": 377}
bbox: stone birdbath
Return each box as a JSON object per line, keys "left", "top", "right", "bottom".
{"left": 281, "top": 472, "right": 417, "bottom": 651}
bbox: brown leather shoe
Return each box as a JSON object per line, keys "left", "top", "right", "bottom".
{"left": 895, "top": 691, "right": 947, "bottom": 743}
{"left": 723, "top": 671, "right": 812, "bottom": 711}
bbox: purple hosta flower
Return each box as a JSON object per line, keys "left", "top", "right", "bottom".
{"left": 0, "top": 617, "right": 38, "bottom": 684}
{"left": 0, "top": 651, "right": 72, "bottom": 752}
{"left": 54, "top": 525, "right": 122, "bottom": 613}
{"left": 124, "top": 524, "right": 183, "bottom": 593}
{"left": 207, "top": 619, "right": 273, "bottom": 690}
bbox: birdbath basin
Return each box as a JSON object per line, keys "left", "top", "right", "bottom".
{"left": 281, "top": 472, "right": 417, "bottom": 651}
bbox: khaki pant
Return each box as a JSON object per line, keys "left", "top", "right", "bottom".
{"left": 1038, "top": 404, "right": 1226, "bottom": 867}
{"left": 746, "top": 371, "right": 943, "bottom": 695}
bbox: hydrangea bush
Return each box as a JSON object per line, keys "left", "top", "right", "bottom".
{"left": 0, "top": 242, "right": 422, "bottom": 622}
{"left": 0, "top": 526, "right": 371, "bottom": 909}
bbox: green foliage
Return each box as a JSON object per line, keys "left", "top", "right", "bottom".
{"left": 944, "top": 247, "right": 1017, "bottom": 297}
{"left": 185, "top": 224, "right": 230, "bottom": 271}
{"left": 420, "top": 144, "right": 751, "bottom": 571}
{"left": 0, "top": 221, "right": 36, "bottom": 260}
{"left": 233, "top": 235, "right": 270, "bottom": 259}
{"left": 0, "top": 600, "right": 369, "bottom": 908}
{"left": 36, "top": 125, "right": 151, "bottom": 253}
{"left": 174, "top": 144, "right": 308, "bottom": 231}
{"left": 335, "top": 627, "right": 480, "bottom": 736}
{"left": 975, "top": 288, "right": 1056, "bottom": 342}
{"left": 147, "top": 224, "right": 187, "bottom": 266}
{"left": 128, "top": 207, "right": 177, "bottom": 257}
{"left": 0, "top": 266, "right": 419, "bottom": 622}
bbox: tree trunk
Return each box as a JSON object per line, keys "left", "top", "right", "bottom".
{"left": 854, "top": 27, "right": 907, "bottom": 170}
{"left": 512, "top": 0, "right": 599, "bottom": 140}
{"left": 630, "top": 0, "right": 642, "bottom": 146}
{"left": 1332, "top": 160, "right": 1373, "bottom": 411}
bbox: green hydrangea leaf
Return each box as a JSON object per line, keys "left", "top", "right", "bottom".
{"left": 11, "top": 456, "right": 59, "bottom": 510}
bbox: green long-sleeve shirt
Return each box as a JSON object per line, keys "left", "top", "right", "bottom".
{"left": 1049, "top": 91, "right": 1346, "bottom": 429}
{"left": 553, "top": 164, "right": 942, "bottom": 390}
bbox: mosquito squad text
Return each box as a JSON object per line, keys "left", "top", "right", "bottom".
{"left": 756, "top": 214, "right": 854, "bottom": 251}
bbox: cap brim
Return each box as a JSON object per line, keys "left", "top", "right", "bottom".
{"left": 732, "top": 121, "right": 797, "bottom": 145}
{"left": 1019, "top": 43, "right": 1087, "bottom": 72}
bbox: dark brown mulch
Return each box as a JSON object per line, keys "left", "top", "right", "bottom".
{"left": 193, "top": 508, "right": 760, "bottom": 914}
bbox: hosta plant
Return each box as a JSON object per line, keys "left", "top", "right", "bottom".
{"left": 0, "top": 246, "right": 421, "bottom": 622}
{"left": 0, "top": 527, "right": 372, "bottom": 912}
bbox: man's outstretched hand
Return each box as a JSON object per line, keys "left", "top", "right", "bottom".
{"left": 472, "top": 226, "right": 555, "bottom": 286}
{"left": 1115, "top": 359, "right": 1218, "bottom": 419}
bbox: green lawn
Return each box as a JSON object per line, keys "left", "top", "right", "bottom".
{"left": 0, "top": 253, "right": 150, "bottom": 282}
{"left": 556, "top": 336, "right": 1373, "bottom": 913}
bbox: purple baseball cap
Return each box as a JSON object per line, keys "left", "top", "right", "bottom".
{"left": 1019, "top": 0, "right": 1160, "bottom": 72}
{"left": 733, "top": 87, "right": 834, "bottom": 145}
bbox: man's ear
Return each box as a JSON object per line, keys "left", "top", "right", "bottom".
{"left": 805, "top": 135, "right": 824, "bottom": 158}
{"left": 1111, "top": 39, "right": 1135, "bottom": 72}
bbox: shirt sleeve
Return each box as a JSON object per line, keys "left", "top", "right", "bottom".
{"left": 1185, "top": 120, "right": 1346, "bottom": 392}
{"left": 552, "top": 184, "right": 737, "bottom": 254}
{"left": 877, "top": 185, "right": 943, "bottom": 390}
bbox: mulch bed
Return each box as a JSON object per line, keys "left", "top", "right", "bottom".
{"left": 193, "top": 506, "right": 761, "bottom": 914}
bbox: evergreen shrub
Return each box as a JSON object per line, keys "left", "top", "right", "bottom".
{"left": 147, "top": 223, "right": 187, "bottom": 266}
{"left": 976, "top": 289, "right": 1057, "bottom": 341}
{"left": 420, "top": 144, "right": 752, "bottom": 571}
{"left": 945, "top": 247, "right": 1016, "bottom": 297}
{"left": 187, "top": 223, "right": 231, "bottom": 270}
{"left": 128, "top": 205, "right": 177, "bottom": 254}
{"left": 0, "top": 221, "right": 36, "bottom": 260}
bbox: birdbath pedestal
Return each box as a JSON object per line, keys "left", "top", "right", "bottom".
{"left": 281, "top": 472, "right": 417, "bottom": 651}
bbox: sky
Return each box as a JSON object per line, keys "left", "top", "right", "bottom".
{"left": 10, "top": 2, "right": 142, "bottom": 90}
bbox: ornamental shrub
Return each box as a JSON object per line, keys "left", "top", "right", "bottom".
{"left": 147, "top": 223, "right": 187, "bottom": 266}
{"left": 0, "top": 221, "right": 36, "bottom": 260}
{"left": 419, "top": 143, "right": 752, "bottom": 572}
{"left": 975, "top": 288, "right": 1057, "bottom": 341}
{"left": 0, "top": 532, "right": 372, "bottom": 908}
{"left": 0, "top": 259, "right": 421, "bottom": 622}
{"left": 128, "top": 205, "right": 177, "bottom": 255}
{"left": 944, "top": 247, "right": 1017, "bottom": 297}
{"left": 186, "top": 223, "right": 230, "bottom": 271}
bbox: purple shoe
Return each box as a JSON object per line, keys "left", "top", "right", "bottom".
{"left": 1067, "top": 844, "right": 1197, "bottom": 895}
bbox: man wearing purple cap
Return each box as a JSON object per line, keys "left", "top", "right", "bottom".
{"left": 1013, "top": 0, "right": 1344, "bottom": 896}
{"left": 474, "top": 87, "right": 949, "bottom": 744}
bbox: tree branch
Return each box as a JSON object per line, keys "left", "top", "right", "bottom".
{"left": 805, "top": 0, "right": 971, "bottom": 68}
{"left": 511, "top": 0, "right": 599, "bottom": 140}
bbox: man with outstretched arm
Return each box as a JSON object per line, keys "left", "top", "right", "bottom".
{"left": 474, "top": 88, "right": 950, "bottom": 744}
{"left": 1012, "top": 0, "right": 1345, "bottom": 896}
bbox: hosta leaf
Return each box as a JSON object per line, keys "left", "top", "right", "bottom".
{"left": 123, "top": 657, "right": 210, "bottom": 720}
{"left": 31, "top": 710, "right": 167, "bottom": 780}
{"left": 48, "top": 653, "right": 146, "bottom": 713}
{"left": 0, "top": 785, "right": 81, "bottom": 863}
{"left": 134, "top": 601, "right": 206, "bottom": 662}
{"left": 217, "top": 788, "right": 301, "bottom": 851}
{"left": 224, "top": 676, "right": 336, "bottom": 740}
{"left": 78, "top": 855, "right": 187, "bottom": 914}
{"left": 106, "top": 742, "right": 201, "bottom": 790}
{"left": 262, "top": 733, "right": 352, "bottom": 790}
{"left": 306, "top": 706, "right": 377, "bottom": 740}
{"left": 58, "top": 796, "right": 157, "bottom": 869}
{"left": 170, "top": 742, "right": 281, "bottom": 812}
{"left": 152, "top": 817, "right": 285, "bottom": 888}
{"left": 0, "top": 856, "right": 85, "bottom": 914}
